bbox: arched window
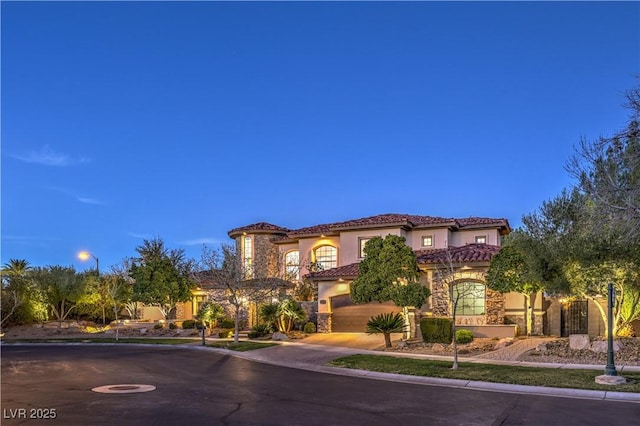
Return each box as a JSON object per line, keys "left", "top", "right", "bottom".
{"left": 285, "top": 250, "right": 300, "bottom": 281}
{"left": 314, "top": 245, "right": 337, "bottom": 270}
{"left": 453, "top": 281, "right": 485, "bottom": 316}
{"left": 243, "top": 236, "right": 253, "bottom": 278}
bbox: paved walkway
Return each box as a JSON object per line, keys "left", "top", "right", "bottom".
{"left": 474, "top": 337, "right": 555, "bottom": 360}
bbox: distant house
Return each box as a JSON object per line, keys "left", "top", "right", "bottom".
{"left": 226, "top": 213, "right": 546, "bottom": 338}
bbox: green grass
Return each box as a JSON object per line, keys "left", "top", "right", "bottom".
{"left": 328, "top": 355, "right": 640, "bottom": 393}
{"left": 206, "top": 340, "right": 278, "bottom": 351}
{"left": 3, "top": 338, "right": 200, "bottom": 345}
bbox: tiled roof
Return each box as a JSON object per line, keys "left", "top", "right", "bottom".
{"left": 415, "top": 244, "right": 501, "bottom": 264}
{"left": 306, "top": 263, "right": 360, "bottom": 280}
{"left": 287, "top": 213, "right": 455, "bottom": 237}
{"left": 307, "top": 244, "right": 501, "bottom": 281}
{"left": 231, "top": 214, "right": 510, "bottom": 240}
{"left": 456, "top": 217, "right": 510, "bottom": 228}
{"left": 228, "top": 222, "right": 290, "bottom": 237}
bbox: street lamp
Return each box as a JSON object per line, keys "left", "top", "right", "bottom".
{"left": 78, "top": 251, "right": 99, "bottom": 276}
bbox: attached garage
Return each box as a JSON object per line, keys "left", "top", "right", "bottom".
{"left": 330, "top": 294, "right": 401, "bottom": 332}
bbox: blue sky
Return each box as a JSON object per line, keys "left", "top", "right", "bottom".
{"left": 2, "top": 1, "right": 639, "bottom": 272}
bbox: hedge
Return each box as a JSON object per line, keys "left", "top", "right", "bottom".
{"left": 420, "top": 317, "right": 453, "bottom": 343}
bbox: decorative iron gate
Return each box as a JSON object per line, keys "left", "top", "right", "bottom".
{"left": 561, "top": 300, "right": 588, "bottom": 336}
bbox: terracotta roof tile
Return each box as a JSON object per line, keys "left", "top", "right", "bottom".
{"left": 307, "top": 244, "right": 500, "bottom": 281}
{"left": 306, "top": 263, "right": 360, "bottom": 280}
{"left": 231, "top": 214, "right": 510, "bottom": 240}
{"left": 456, "top": 217, "right": 510, "bottom": 228}
{"left": 288, "top": 213, "right": 455, "bottom": 237}
{"left": 415, "top": 244, "right": 501, "bottom": 264}
{"left": 228, "top": 222, "right": 290, "bottom": 237}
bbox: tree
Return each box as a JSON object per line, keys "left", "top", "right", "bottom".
{"left": 366, "top": 313, "right": 405, "bottom": 348}
{"left": 275, "top": 298, "right": 307, "bottom": 333}
{"left": 351, "top": 235, "right": 430, "bottom": 340}
{"left": 522, "top": 188, "right": 640, "bottom": 336}
{"left": 432, "top": 247, "right": 487, "bottom": 369}
{"left": 486, "top": 234, "right": 545, "bottom": 336}
{"left": 567, "top": 83, "right": 640, "bottom": 244}
{"left": 258, "top": 302, "right": 279, "bottom": 331}
{"left": 129, "top": 238, "right": 195, "bottom": 319}
{"left": 197, "top": 243, "right": 288, "bottom": 343}
{"left": 31, "top": 266, "right": 87, "bottom": 327}
{"left": 1, "top": 259, "right": 40, "bottom": 328}
{"left": 195, "top": 301, "right": 224, "bottom": 330}
{"left": 564, "top": 260, "right": 640, "bottom": 337}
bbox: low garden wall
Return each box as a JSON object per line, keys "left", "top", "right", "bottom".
{"left": 457, "top": 325, "right": 517, "bottom": 339}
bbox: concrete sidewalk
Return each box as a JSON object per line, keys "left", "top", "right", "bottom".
{"left": 204, "top": 337, "right": 640, "bottom": 404}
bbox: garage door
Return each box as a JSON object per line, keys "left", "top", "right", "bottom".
{"left": 331, "top": 294, "right": 401, "bottom": 332}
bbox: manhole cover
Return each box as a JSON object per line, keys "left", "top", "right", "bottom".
{"left": 92, "top": 384, "right": 156, "bottom": 394}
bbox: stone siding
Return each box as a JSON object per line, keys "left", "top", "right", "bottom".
{"left": 300, "top": 301, "right": 318, "bottom": 325}
{"left": 317, "top": 312, "right": 331, "bottom": 333}
{"left": 485, "top": 287, "right": 504, "bottom": 325}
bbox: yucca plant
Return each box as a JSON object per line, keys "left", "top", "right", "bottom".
{"left": 366, "top": 312, "right": 405, "bottom": 348}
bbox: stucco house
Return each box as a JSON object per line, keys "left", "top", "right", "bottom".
{"left": 226, "top": 213, "right": 545, "bottom": 338}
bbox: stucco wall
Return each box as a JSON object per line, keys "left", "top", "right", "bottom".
{"left": 298, "top": 236, "right": 341, "bottom": 276}
{"left": 338, "top": 228, "right": 403, "bottom": 265}
{"left": 448, "top": 229, "right": 502, "bottom": 246}
{"left": 317, "top": 280, "right": 351, "bottom": 313}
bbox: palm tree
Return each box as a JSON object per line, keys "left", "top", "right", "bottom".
{"left": 1, "top": 259, "right": 31, "bottom": 283}
{"left": 258, "top": 302, "right": 279, "bottom": 331}
{"left": 276, "top": 299, "right": 307, "bottom": 333}
{"left": 366, "top": 312, "right": 405, "bottom": 348}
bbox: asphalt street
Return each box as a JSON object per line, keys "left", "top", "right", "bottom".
{"left": 2, "top": 345, "right": 639, "bottom": 426}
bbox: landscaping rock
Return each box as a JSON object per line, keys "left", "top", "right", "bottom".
{"left": 139, "top": 328, "right": 148, "bottom": 335}
{"left": 396, "top": 340, "right": 408, "bottom": 349}
{"left": 590, "top": 340, "right": 622, "bottom": 353}
{"left": 430, "top": 343, "right": 446, "bottom": 352}
{"left": 536, "top": 343, "right": 548, "bottom": 352}
{"left": 569, "top": 334, "right": 590, "bottom": 350}
{"left": 272, "top": 332, "right": 289, "bottom": 341}
{"left": 494, "top": 338, "right": 514, "bottom": 349}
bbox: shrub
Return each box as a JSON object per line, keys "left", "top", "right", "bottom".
{"left": 218, "top": 329, "right": 233, "bottom": 338}
{"left": 367, "top": 312, "right": 405, "bottom": 348}
{"left": 247, "top": 323, "right": 272, "bottom": 338}
{"left": 420, "top": 317, "right": 453, "bottom": 343}
{"left": 455, "top": 329, "right": 474, "bottom": 344}
{"left": 219, "top": 317, "right": 235, "bottom": 329}
{"left": 303, "top": 322, "right": 316, "bottom": 333}
{"left": 153, "top": 323, "right": 164, "bottom": 330}
{"left": 182, "top": 319, "right": 196, "bottom": 329}
{"left": 196, "top": 302, "right": 224, "bottom": 329}
{"left": 259, "top": 303, "right": 279, "bottom": 331}
{"left": 168, "top": 322, "right": 178, "bottom": 329}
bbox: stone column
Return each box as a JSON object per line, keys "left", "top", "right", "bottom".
{"left": 317, "top": 312, "right": 332, "bottom": 333}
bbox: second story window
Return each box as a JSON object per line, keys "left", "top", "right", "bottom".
{"left": 358, "top": 238, "right": 371, "bottom": 258}
{"left": 475, "top": 236, "right": 487, "bottom": 244}
{"left": 284, "top": 250, "right": 300, "bottom": 281}
{"left": 314, "top": 245, "right": 337, "bottom": 271}
{"left": 243, "top": 236, "right": 253, "bottom": 278}
{"left": 421, "top": 235, "right": 433, "bottom": 247}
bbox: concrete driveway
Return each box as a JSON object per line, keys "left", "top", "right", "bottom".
{"left": 298, "top": 332, "right": 402, "bottom": 350}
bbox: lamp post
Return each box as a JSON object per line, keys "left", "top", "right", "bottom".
{"left": 604, "top": 282, "right": 617, "bottom": 376}
{"left": 595, "top": 282, "right": 626, "bottom": 385}
{"left": 78, "top": 251, "right": 99, "bottom": 276}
